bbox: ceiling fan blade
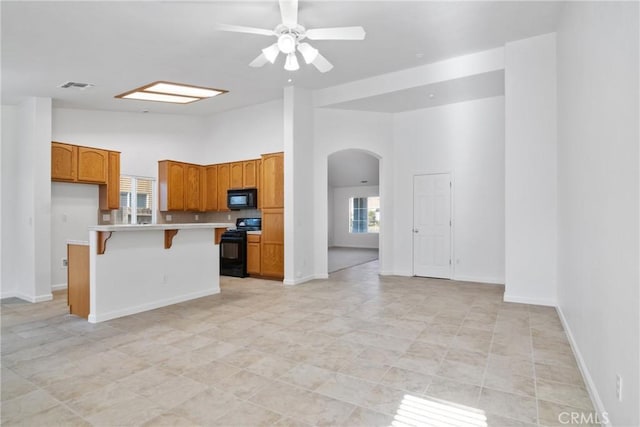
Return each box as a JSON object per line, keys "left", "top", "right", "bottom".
{"left": 249, "top": 52, "right": 269, "bottom": 68}
{"left": 279, "top": 0, "right": 298, "bottom": 28}
{"left": 311, "top": 52, "right": 333, "bottom": 73}
{"left": 214, "top": 23, "right": 275, "bottom": 37}
{"left": 306, "top": 26, "right": 366, "bottom": 40}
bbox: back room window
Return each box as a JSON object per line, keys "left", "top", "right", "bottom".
{"left": 349, "top": 196, "right": 380, "bottom": 233}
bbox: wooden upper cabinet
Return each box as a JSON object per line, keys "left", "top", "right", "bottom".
{"left": 77, "top": 147, "right": 108, "bottom": 183}
{"left": 257, "top": 159, "right": 262, "bottom": 209}
{"left": 53, "top": 142, "right": 120, "bottom": 210}
{"left": 217, "top": 163, "right": 230, "bottom": 212}
{"left": 184, "top": 163, "right": 202, "bottom": 211}
{"left": 230, "top": 162, "right": 244, "bottom": 189}
{"left": 51, "top": 142, "right": 77, "bottom": 181}
{"left": 99, "top": 151, "right": 120, "bottom": 210}
{"left": 243, "top": 160, "right": 257, "bottom": 188}
{"left": 158, "top": 161, "right": 185, "bottom": 211}
{"left": 261, "top": 152, "right": 284, "bottom": 209}
{"left": 203, "top": 165, "right": 218, "bottom": 211}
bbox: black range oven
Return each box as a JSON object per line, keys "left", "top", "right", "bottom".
{"left": 220, "top": 218, "right": 261, "bottom": 278}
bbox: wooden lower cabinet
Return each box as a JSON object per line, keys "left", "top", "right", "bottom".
{"left": 247, "top": 234, "right": 261, "bottom": 275}
{"left": 261, "top": 208, "right": 284, "bottom": 279}
{"left": 67, "top": 244, "right": 89, "bottom": 319}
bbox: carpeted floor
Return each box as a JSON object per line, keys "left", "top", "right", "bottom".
{"left": 328, "top": 246, "right": 379, "bottom": 273}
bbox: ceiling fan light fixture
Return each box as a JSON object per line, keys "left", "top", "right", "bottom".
{"left": 277, "top": 33, "right": 297, "bottom": 54}
{"left": 297, "top": 42, "right": 319, "bottom": 64}
{"left": 262, "top": 43, "right": 280, "bottom": 64}
{"left": 284, "top": 52, "right": 300, "bottom": 71}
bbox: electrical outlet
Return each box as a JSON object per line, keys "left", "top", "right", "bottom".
{"left": 195, "top": 214, "right": 199, "bottom": 221}
{"left": 62, "top": 258, "right": 68, "bottom": 268}
{"left": 102, "top": 213, "right": 111, "bottom": 222}
{"left": 227, "top": 214, "right": 231, "bottom": 220}
{"left": 166, "top": 214, "right": 172, "bottom": 222}
{"left": 616, "top": 374, "right": 623, "bottom": 401}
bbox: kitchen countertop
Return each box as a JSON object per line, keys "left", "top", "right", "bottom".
{"left": 88, "top": 223, "right": 234, "bottom": 232}
{"left": 67, "top": 240, "right": 89, "bottom": 245}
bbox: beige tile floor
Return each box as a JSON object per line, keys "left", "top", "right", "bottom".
{"left": 1, "top": 261, "right": 597, "bottom": 426}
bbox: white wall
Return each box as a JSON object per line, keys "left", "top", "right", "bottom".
{"left": 313, "top": 109, "right": 394, "bottom": 276}
{"left": 202, "top": 99, "right": 284, "bottom": 162}
{"left": 53, "top": 108, "right": 207, "bottom": 177}
{"left": 327, "top": 186, "right": 335, "bottom": 247}
{"left": 504, "top": 33, "right": 558, "bottom": 305}
{"left": 331, "top": 185, "right": 380, "bottom": 249}
{"left": 284, "top": 88, "right": 315, "bottom": 285}
{"left": 556, "top": 2, "right": 639, "bottom": 425}
{"left": 1, "top": 105, "right": 18, "bottom": 297}
{"left": 393, "top": 96, "right": 505, "bottom": 282}
{"left": 1, "top": 98, "right": 53, "bottom": 301}
{"left": 50, "top": 182, "right": 99, "bottom": 288}
{"left": 314, "top": 47, "right": 504, "bottom": 108}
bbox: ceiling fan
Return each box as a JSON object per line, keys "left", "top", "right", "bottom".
{"left": 215, "top": 0, "right": 365, "bottom": 73}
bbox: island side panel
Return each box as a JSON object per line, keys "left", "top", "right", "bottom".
{"left": 88, "top": 228, "right": 220, "bottom": 323}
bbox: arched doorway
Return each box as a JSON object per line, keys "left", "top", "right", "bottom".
{"left": 327, "top": 149, "right": 381, "bottom": 273}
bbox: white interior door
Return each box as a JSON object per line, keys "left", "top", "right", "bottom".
{"left": 413, "top": 173, "right": 451, "bottom": 278}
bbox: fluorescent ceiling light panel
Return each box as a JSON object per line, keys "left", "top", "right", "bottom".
{"left": 145, "top": 82, "right": 223, "bottom": 98}
{"left": 116, "top": 81, "right": 228, "bottom": 104}
{"left": 122, "top": 92, "right": 199, "bottom": 104}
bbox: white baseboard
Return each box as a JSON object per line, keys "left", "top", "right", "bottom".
{"left": 453, "top": 274, "right": 505, "bottom": 285}
{"left": 503, "top": 294, "right": 557, "bottom": 307}
{"left": 283, "top": 274, "right": 317, "bottom": 286}
{"left": 557, "top": 306, "right": 611, "bottom": 427}
{"left": 7, "top": 291, "right": 54, "bottom": 303}
{"left": 88, "top": 288, "right": 219, "bottom": 323}
{"left": 51, "top": 283, "right": 67, "bottom": 291}
{"left": 378, "top": 270, "right": 396, "bottom": 276}
{"left": 329, "top": 245, "right": 379, "bottom": 250}
{"left": 1, "top": 290, "right": 16, "bottom": 299}
{"left": 381, "top": 270, "right": 412, "bottom": 277}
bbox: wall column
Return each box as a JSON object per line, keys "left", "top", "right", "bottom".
{"left": 283, "top": 87, "right": 315, "bottom": 285}
{"left": 504, "top": 34, "right": 558, "bottom": 305}
{"left": 1, "top": 97, "right": 52, "bottom": 301}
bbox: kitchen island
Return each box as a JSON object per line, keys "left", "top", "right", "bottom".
{"left": 87, "top": 223, "right": 232, "bottom": 323}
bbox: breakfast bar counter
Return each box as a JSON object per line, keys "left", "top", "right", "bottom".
{"left": 87, "top": 223, "right": 233, "bottom": 323}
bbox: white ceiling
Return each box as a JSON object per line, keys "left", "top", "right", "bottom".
{"left": 328, "top": 150, "right": 379, "bottom": 188}
{"left": 1, "top": 1, "right": 560, "bottom": 115}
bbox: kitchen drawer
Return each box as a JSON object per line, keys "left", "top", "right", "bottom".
{"left": 247, "top": 234, "right": 261, "bottom": 243}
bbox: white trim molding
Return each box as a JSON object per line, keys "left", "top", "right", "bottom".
{"left": 556, "top": 306, "right": 612, "bottom": 427}
{"left": 503, "top": 294, "right": 557, "bottom": 307}
{"left": 283, "top": 274, "right": 317, "bottom": 286}
{"left": 88, "top": 288, "right": 218, "bottom": 323}
{"left": 51, "top": 283, "right": 67, "bottom": 291}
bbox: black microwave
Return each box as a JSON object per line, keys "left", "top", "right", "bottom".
{"left": 227, "top": 188, "right": 257, "bottom": 210}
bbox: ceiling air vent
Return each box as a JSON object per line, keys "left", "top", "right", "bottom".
{"left": 58, "top": 81, "right": 94, "bottom": 89}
